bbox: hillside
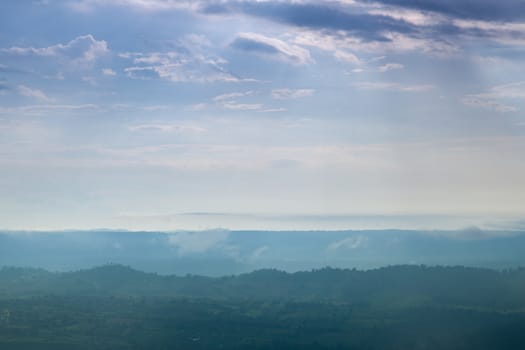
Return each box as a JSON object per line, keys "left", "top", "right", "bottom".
{"left": 2, "top": 264, "right": 525, "bottom": 309}
{"left": 1, "top": 264, "right": 525, "bottom": 349}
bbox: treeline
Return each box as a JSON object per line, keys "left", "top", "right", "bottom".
{"left": 1, "top": 264, "right": 525, "bottom": 309}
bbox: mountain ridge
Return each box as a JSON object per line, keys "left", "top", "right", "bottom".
{"left": 2, "top": 263, "right": 525, "bottom": 310}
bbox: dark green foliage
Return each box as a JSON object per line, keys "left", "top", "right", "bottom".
{"left": 0, "top": 265, "right": 525, "bottom": 349}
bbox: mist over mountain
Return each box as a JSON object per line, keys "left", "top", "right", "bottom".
{"left": 2, "top": 229, "right": 525, "bottom": 275}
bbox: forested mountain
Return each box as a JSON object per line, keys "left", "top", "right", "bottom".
{"left": 1, "top": 264, "right": 525, "bottom": 349}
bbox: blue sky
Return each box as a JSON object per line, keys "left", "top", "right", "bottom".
{"left": 1, "top": 0, "right": 525, "bottom": 230}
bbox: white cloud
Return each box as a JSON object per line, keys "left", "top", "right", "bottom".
{"left": 122, "top": 50, "right": 250, "bottom": 83}
{"left": 327, "top": 235, "right": 368, "bottom": 251}
{"left": 3, "top": 35, "right": 108, "bottom": 68}
{"left": 453, "top": 19, "right": 525, "bottom": 33}
{"left": 102, "top": 68, "right": 116, "bottom": 76}
{"left": 128, "top": 123, "right": 207, "bottom": 133}
{"left": 334, "top": 50, "right": 360, "bottom": 64}
{"left": 354, "top": 82, "right": 434, "bottom": 92}
{"left": 461, "top": 82, "right": 525, "bottom": 113}
{"left": 68, "top": 0, "right": 198, "bottom": 12}
{"left": 271, "top": 88, "right": 314, "bottom": 99}
{"left": 367, "top": 7, "right": 444, "bottom": 26}
{"left": 369, "top": 56, "right": 386, "bottom": 62}
{"left": 16, "top": 85, "right": 52, "bottom": 102}
{"left": 211, "top": 91, "right": 263, "bottom": 110}
{"left": 258, "top": 108, "right": 287, "bottom": 113}
{"left": 453, "top": 19, "right": 525, "bottom": 46}
{"left": 222, "top": 102, "right": 263, "bottom": 110}
{"left": 213, "top": 91, "right": 254, "bottom": 102}
{"left": 291, "top": 31, "right": 361, "bottom": 64}
{"left": 378, "top": 63, "right": 404, "bottom": 72}
{"left": 233, "top": 32, "right": 313, "bottom": 65}
{"left": 483, "top": 82, "right": 525, "bottom": 99}
{"left": 295, "top": 30, "right": 457, "bottom": 57}
{"left": 461, "top": 95, "right": 518, "bottom": 113}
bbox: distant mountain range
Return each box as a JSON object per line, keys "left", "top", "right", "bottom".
{"left": 1, "top": 229, "right": 525, "bottom": 275}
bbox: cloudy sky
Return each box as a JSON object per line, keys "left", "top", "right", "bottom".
{"left": 1, "top": 0, "right": 525, "bottom": 231}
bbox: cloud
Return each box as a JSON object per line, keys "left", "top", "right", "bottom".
{"left": 66, "top": 1, "right": 525, "bottom": 55}
{"left": 258, "top": 108, "right": 287, "bottom": 113}
{"left": 461, "top": 82, "right": 525, "bottom": 113}
{"left": 333, "top": 50, "right": 361, "bottom": 64}
{"left": 128, "top": 123, "right": 207, "bottom": 133}
{"left": 205, "top": 1, "right": 416, "bottom": 42}
{"left": 327, "top": 235, "right": 368, "bottom": 250}
{"left": 221, "top": 102, "right": 262, "bottom": 110}
{"left": 344, "top": 62, "right": 404, "bottom": 74}
{"left": 205, "top": 1, "right": 525, "bottom": 55}
{"left": 167, "top": 230, "right": 230, "bottom": 255}
{"left": 271, "top": 88, "right": 314, "bottom": 99}
{"left": 211, "top": 90, "right": 264, "bottom": 110}
{"left": 0, "top": 104, "right": 99, "bottom": 117}
{"left": 366, "top": 6, "right": 444, "bottom": 26}
{"left": 292, "top": 31, "right": 367, "bottom": 61}
{"left": 68, "top": 0, "right": 198, "bottom": 12}
{"left": 16, "top": 85, "right": 52, "bottom": 102}
{"left": 122, "top": 50, "right": 250, "bottom": 83}
{"left": 354, "top": 82, "right": 434, "bottom": 92}
{"left": 360, "top": 0, "right": 525, "bottom": 22}
{"left": 248, "top": 245, "right": 270, "bottom": 261}
{"left": 231, "top": 32, "right": 313, "bottom": 65}
{"left": 461, "top": 96, "right": 518, "bottom": 113}
{"left": 378, "top": 63, "right": 404, "bottom": 72}
{"left": 294, "top": 28, "right": 457, "bottom": 57}
{"left": 482, "top": 82, "right": 525, "bottom": 99}
{"left": 213, "top": 91, "right": 254, "bottom": 102}
{"left": 2, "top": 35, "right": 108, "bottom": 68}
{"left": 102, "top": 68, "right": 116, "bottom": 76}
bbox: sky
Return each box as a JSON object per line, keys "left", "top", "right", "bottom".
{"left": 1, "top": 0, "right": 525, "bottom": 231}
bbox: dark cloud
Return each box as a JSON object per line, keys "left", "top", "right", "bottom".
{"left": 359, "top": 0, "right": 525, "bottom": 22}
{"left": 202, "top": 1, "right": 417, "bottom": 42}
{"left": 201, "top": 0, "right": 524, "bottom": 48}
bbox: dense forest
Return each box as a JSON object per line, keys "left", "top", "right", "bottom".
{"left": 1, "top": 264, "right": 525, "bottom": 349}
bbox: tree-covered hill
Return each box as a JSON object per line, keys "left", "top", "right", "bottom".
{"left": 2, "top": 264, "right": 525, "bottom": 310}
{"left": 1, "top": 265, "right": 525, "bottom": 349}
